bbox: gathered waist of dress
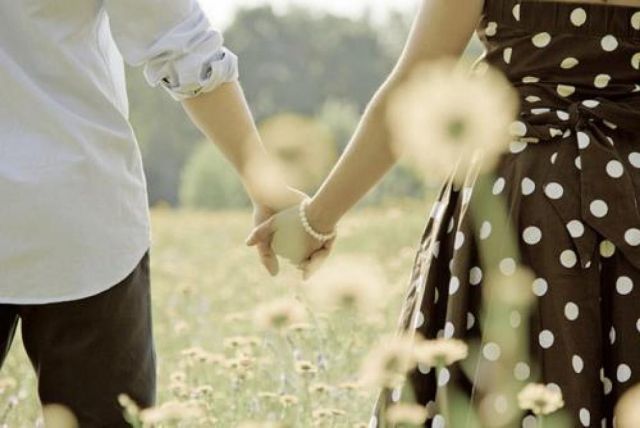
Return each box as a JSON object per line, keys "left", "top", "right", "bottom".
{"left": 503, "top": 78, "right": 640, "bottom": 273}
{"left": 505, "top": 80, "right": 640, "bottom": 141}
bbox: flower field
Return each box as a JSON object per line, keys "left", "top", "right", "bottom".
{"left": 0, "top": 202, "right": 428, "bottom": 427}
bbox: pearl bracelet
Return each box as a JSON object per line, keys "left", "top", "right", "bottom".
{"left": 298, "top": 199, "right": 337, "bottom": 242}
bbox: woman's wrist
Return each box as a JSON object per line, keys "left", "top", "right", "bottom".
{"left": 305, "top": 197, "right": 340, "bottom": 235}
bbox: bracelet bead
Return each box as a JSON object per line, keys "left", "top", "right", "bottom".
{"left": 298, "top": 199, "right": 337, "bottom": 242}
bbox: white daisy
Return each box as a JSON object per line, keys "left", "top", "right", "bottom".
{"left": 387, "top": 58, "right": 519, "bottom": 185}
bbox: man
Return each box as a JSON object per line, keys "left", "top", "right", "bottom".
{"left": 0, "top": 0, "right": 295, "bottom": 425}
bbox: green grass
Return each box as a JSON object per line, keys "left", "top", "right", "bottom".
{"left": 0, "top": 201, "right": 430, "bottom": 427}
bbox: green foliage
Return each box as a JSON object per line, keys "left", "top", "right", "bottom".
{"left": 316, "top": 99, "right": 361, "bottom": 151}
{"left": 179, "top": 143, "right": 251, "bottom": 210}
{"left": 126, "top": 66, "right": 203, "bottom": 206}
{"left": 0, "top": 206, "right": 428, "bottom": 426}
{"left": 125, "top": 5, "right": 481, "bottom": 208}
{"left": 315, "top": 98, "right": 427, "bottom": 204}
{"left": 224, "top": 6, "right": 395, "bottom": 121}
{"left": 362, "top": 166, "right": 427, "bottom": 206}
{"left": 127, "top": 5, "right": 403, "bottom": 207}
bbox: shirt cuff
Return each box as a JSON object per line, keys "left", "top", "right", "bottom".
{"left": 142, "top": 23, "right": 239, "bottom": 101}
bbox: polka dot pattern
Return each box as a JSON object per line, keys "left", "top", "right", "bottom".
{"left": 601, "top": 35, "right": 619, "bottom": 52}
{"left": 483, "top": 342, "right": 501, "bottom": 361}
{"left": 565, "top": 302, "right": 580, "bottom": 320}
{"left": 499, "top": 258, "right": 517, "bottom": 275}
{"left": 479, "top": 222, "right": 492, "bottom": 240}
{"left": 590, "top": 200, "right": 609, "bottom": 218}
{"left": 616, "top": 276, "right": 633, "bottom": 295}
{"left": 561, "top": 57, "right": 579, "bottom": 69}
{"left": 580, "top": 408, "right": 591, "bottom": 426}
{"left": 539, "top": 330, "right": 555, "bottom": 348}
{"left": 577, "top": 132, "right": 590, "bottom": 149}
{"left": 374, "top": 4, "right": 640, "bottom": 428}
{"left": 523, "top": 226, "right": 542, "bottom": 245}
{"left": 570, "top": 8, "right": 587, "bottom": 27}
{"left": 486, "top": 22, "right": 498, "bottom": 37}
{"left": 503, "top": 47, "right": 512, "bottom": 64}
{"left": 606, "top": 160, "right": 624, "bottom": 178}
{"left": 625, "top": 228, "right": 640, "bottom": 246}
{"left": 532, "top": 278, "right": 548, "bottom": 297}
{"left": 544, "top": 182, "right": 564, "bottom": 199}
{"left": 514, "top": 362, "right": 530, "bottom": 381}
{"left": 632, "top": 11, "right": 640, "bottom": 30}
{"left": 557, "top": 84, "right": 576, "bottom": 97}
{"left": 594, "top": 74, "right": 611, "bottom": 89}
{"left": 532, "top": 32, "right": 551, "bottom": 48}
{"left": 521, "top": 177, "right": 536, "bottom": 195}
{"left": 560, "top": 249, "right": 578, "bottom": 268}
{"left": 567, "top": 220, "right": 584, "bottom": 238}
{"left": 572, "top": 355, "right": 584, "bottom": 373}
{"left": 617, "top": 364, "right": 632, "bottom": 383}
{"left": 469, "top": 266, "right": 483, "bottom": 285}
{"left": 632, "top": 53, "right": 640, "bottom": 70}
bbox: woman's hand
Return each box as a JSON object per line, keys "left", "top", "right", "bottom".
{"left": 247, "top": 203, "right": 337, "bottom": 279}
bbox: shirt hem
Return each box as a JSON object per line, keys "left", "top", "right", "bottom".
{"left": 0, "top": 242, "right": 151, "bottom": 305}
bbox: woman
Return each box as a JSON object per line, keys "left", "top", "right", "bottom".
{"left": 249, "top": 0, "right": 640, "bottom": 425}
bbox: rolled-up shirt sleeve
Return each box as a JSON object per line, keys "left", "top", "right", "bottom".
{"left": 104, "top": 0, "right": 238, "bottom": 100}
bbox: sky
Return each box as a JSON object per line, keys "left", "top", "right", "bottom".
{"left": 200, "top": 0, "right": 418, "bottom": 28}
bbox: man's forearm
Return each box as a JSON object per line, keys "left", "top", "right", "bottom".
{"left": 181, "top": 81, "right": 285, "bottom": 206}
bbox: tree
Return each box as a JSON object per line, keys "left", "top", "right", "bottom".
{"left": 179, "top": 142, "right": 251, "bottom": 210}
{"left": 126, "top": 5, "right": 399, "bottom": 206}
{"left": 224, "top": 6, "right": 395, "bottom": 121}
{"left": 126, "top": 66, "right": 201, "bottom": 205}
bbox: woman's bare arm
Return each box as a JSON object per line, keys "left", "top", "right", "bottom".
{"left": 306, "top": 0, "right": 484, "bottom": 231}
{"left": 247, "top": 0, "right": 485, "bottom": 273}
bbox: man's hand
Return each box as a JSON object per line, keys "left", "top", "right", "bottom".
{"left": 247, "top": 204, "right": 336, "bottom": 279}
{"left": 250, "top": 188, "right": 307, "bottom": 276}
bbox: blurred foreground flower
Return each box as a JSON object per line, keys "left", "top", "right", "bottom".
{"left": 359, "top": 334, "right": 419, "bottom": 389}
{"left": 287, "top": 322, "right": 314, "bottom": 333}
{"left": 0, "top": 377, "right": 16, "bottom": 395}
{"left": 118, "top": 394, "right": 140, "bottom": 425}
{"left": 615, "top": 383, "right": 640, "bottom": 428}
{"left": 517, "top": 383, "right": 564, "bottom": 416}
{"left": 414, "top": 338, "right": 468, "bottom": 367}
{"left": 258, "top": 114, "right": 336, "bottom": 192}
{"left": 279, "top": 394, "right": 300, "bottom": 407}
{"left": 303, "top": 257, "right": 385, "bottom": 313}
{"left": 483, "top": 265, "right": 536, "bottom": 308}
{"left": 386, "top": 403, "right": 429, "bottom": 426}
{"left": 254, "top": 297, "right": 307, "bottom": 330}
{"left": 138, "top": 400, "right": 204, "bottom": 425}
{"left": 386, "top": 58, "right": 518, "bottom": 185}
{"left": 309, "top": 382, "right": 332, "bottom": 394}
{"left": 312, "top": 408, "right": 334, "bottom": 421}
{"left": 237, "top": 421, "right": 285, "bottom": 428}
{"left": 223, "top": 335, "right": 261, "bottom": 350}
{"left": 294, "top": 360, "right": 318, "bottom": 376}
{"left": 42, "top": 404, "right": 78, "bottom": 428}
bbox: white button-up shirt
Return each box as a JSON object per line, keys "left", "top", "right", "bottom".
{"left": 0, "top": 0, "right": 238, "bottom": 303}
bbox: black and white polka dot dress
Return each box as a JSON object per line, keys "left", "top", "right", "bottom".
{"left": 374, "top": 1, "right": 640, "bottom": 427}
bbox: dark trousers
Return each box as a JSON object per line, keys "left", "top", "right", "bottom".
{"left": 0, "top": 252, "right": 156, "bottom": 427}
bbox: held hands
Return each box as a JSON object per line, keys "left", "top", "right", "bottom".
{"left": 250, "top": 187, "right": 307, "bottom": 276}
{"left": 247, "top": 200, "right": 337, "bottom": 279}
